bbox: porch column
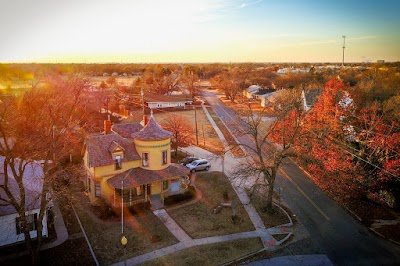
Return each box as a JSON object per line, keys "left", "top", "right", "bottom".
{"left": 113, "top": 188, "right": 116, "bottom": 206}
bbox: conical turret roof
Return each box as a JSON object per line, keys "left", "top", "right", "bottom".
{"left": 132, "top": 117, "right": 172, "bottom": 140}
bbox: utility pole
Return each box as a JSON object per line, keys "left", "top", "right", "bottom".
{"left": 342, "top": 35, "right": 346, "bottom": 67}
{"left": 141, "top": 87, "right": 145, "bottom": 115}
{"left": 194, "top": 101, "right": 198, "bottom": 146}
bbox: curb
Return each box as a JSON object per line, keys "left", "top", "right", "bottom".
{"left": 271, "top": 202, "right": 294, "bottom": 246}
{"left": 369, "top": 227, "right": 400, "bottom": 246}
{"left": 220, "top": 248, "right": 266, "bottom": 266}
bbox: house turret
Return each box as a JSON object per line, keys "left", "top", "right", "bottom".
{"left": 132, "top": 117, "right": 172, "bottom": 171}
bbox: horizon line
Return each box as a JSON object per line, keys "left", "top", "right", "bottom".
{"left": 0, "top": 61, "right": 396, "bottom": 65}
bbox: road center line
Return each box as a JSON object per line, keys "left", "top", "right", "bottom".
{"left": 280, "top": 168, "right": 331, "bottom": 221}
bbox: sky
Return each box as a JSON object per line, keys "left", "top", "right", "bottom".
{"left": 0, "top": 0, "right": 399, "bottom": 63}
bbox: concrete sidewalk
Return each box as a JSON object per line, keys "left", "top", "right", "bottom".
{"left": 111, "top": 96, "right": 330, "bottom": 265}
{"left": 41, "top": 200, "right": 68, "bottom": 250}
{"left": 153, "top": 209, "right": 193, "bottom": 246}
{"left": 181, "top": 146, "right": 279, "bottom": 249}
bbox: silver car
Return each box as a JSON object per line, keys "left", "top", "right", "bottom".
{"left": 185, "top": 159, "right": 211, "bottom": 172}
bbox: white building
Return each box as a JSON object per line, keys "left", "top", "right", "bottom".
{"left": 0, "top": 158, "right": 51, "bottom": 246}
{"left": 145, "top": 94, "right": 193, "bottom": 109}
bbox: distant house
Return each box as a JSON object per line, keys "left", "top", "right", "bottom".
{"left": 243, "top": 85, "right": 275, "bottom": 100}
{"left": 0, "top": 158, "right": 52, "bottom": 247}
{"left": 301, "top": 89, "right": 324, "bottom": 112}
{"left": 243, "top": 85, "right": 262, "bottom": 99}
{"left": 145, "top": 94, "right": 193, "bottom": 109}
{"left": 83, "top": 116, "right": 191, "bottom": 210}
{"left": 254, "top": 88, "right": 276, "bottom": 99}
{"left": 260, "top": 89, "right": 287, "bottom": 108}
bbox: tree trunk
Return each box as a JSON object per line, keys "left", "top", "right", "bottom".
{"left": 266, "top": 181, "right": 274, "bottom": 211}
{"left": 266, "top": 168, "right": 277, "bottom": 212}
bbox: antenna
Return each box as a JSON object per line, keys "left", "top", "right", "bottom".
{"left": 342, "top": 35, "right": 346, "bottom": 67}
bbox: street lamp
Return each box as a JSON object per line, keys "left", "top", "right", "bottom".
{"left": 121, "top": 235, "right": 128, "bottom": 266}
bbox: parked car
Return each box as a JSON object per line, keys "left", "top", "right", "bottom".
{"left": 185, "top": 159, "right": 211, "bottom": 172}
{"left": 178, "top": 156, "right": 200, "bottom": 165}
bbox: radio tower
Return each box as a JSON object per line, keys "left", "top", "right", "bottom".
{"left": 342, "top": 35, "right": 346, "bottom": 67}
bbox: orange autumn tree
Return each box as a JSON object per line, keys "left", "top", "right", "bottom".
{"left": 354, "top": 104, "right": 400, "bottom": 207}
{"left": 298, "top": 78, "right": 355, "bottom": 192}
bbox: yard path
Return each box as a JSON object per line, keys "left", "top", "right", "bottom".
{"left": 153, "top": 209, "right": 193, "bottom": 245}
{"left": 111, "top": 121, "right": 294, "bottom": 266}
{"left": 110, "top": 96, "right": 296, "bottom": 265}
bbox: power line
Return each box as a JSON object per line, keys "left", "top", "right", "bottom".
{"left": 328, "top": 135, "right": 400, "bottom": 181}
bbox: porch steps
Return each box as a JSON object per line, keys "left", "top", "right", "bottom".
{"left": 150, "top": 195, "right": 164, "bottom": 210}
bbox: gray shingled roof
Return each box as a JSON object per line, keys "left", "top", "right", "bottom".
{"left": 107, "top": 163, "right": 190, "bottom": 188}
{"left": 112, "top": 123, "right": 142, "bottom": 139}
{"left": 86, "top": 133, "right": 140, "bottom": 168}
{"left": 131, "top": 117, "right": 172, "bottom": 140}
{"left": 0, "top": 158, "right": 51, "bottom": 216}
{"left": 304, "top": 89, "right": 324, "bottom": 108}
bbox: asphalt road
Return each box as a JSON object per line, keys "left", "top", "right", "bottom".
{"left": 201, "top": 89, "right": 400, "bottom": 265}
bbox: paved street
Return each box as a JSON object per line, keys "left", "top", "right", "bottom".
{"left": 201, "top": 89, "right": 400, "bottom": 265}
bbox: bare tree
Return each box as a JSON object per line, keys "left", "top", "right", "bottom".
{"left": 211, "top": 71, "right": 246, "bottom": 103}
{"left": 0, "top": 75, "right": 89, "bottom": 264}
{"left": 232, "top": 89, "right": 305, "bottom": 211}
{"left": 161, "top": 114, "right": 193, "bottom": 157}
{"left": 142, "top": 70, "right": 180, "bottom": 95}
{"left": 181, "top": 68, "right": 199, "bottom": 97}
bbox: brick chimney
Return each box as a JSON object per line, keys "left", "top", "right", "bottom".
{"left": 104, "top": 115, "right": 112, "bottom": 134}
{"left": 142, "top": 115, "right": 148, "bottom": 126}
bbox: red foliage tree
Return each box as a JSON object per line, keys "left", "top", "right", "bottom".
{"left": 298, "top": 78, "right": 355, "bottom": 192}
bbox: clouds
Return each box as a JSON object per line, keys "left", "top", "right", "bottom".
{"left": 0, "top": 0, "right": 398, "bottom": 63}
{"left": 239, "top": 0, "right": 263, "bottom": 8}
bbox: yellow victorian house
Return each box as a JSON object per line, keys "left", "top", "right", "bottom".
{"left": 83, "top": 116, "right": 190, "bottom": 209}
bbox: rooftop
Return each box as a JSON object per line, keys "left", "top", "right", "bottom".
{"left": 107, "top": 163, "right": 190, "bottom": 188}
{"left": 86, "top": 133, "right": 140, "bottom": 168}
{"left": 131, "top": 117, "right": 173, "bottom": 140}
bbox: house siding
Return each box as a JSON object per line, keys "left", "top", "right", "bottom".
{"left": 0, "top": 210, "right": 48, "bottom": 247}
{"left": 134, "top": 138, "right": 171, "bottom": 171}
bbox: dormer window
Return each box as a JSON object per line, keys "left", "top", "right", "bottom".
{"left": 115, "top": 155, "right": 122, "bottom": 170}
{"left": 142, "top": 153, "right": 149, "bottom": 167}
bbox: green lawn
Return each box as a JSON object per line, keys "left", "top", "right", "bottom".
{"left": 167, "top": 171, "right": 255, "bottom": 239}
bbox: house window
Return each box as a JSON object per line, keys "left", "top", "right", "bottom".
{"left": 16, "top": 213, "right": 37, "bottom": 234}
{"left": 162, "top": 150, "right": 168, "bottom": 165}
{"left": 142, "top": 153, "right": 149, "bottom": 167}
{"left": 115, "top": 155, "right": 122, "bottom": 170}
{"left": 162, "top": 180, "right": 168, "bottom": 190}
{"left": 95, "top": 182, "right": 101, "bottom": 197}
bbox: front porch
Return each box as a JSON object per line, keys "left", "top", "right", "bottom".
{"left": 106, "top": 163, "right": 191, "bottom": 209}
